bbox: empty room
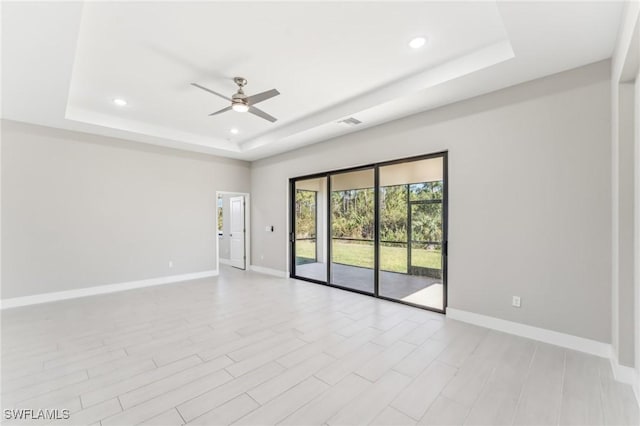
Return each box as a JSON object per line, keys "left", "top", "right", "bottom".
{"left": 1, "top": 1, "right": 640, "bottom": 425}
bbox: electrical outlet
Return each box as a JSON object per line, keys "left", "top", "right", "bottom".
{"left": 512, "top": 296, "right": 521, "bottom": 308}
{"left": 169, "top": 261, "right": 173, "bottom": 268}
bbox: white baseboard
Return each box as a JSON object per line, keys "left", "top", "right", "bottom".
{"left": 250, "top": 265, "right": 288, "bottom": 278}
{"left": 219, "top": 258, "right": 232, "bottom": 266}
{"left": 447, "top": 308, "right": 640, "bottom": 406}
{"left": 609, "top": 353, "right": 640, "bottom": 408}
{"left": 447, "top": 308, "right": 611, "bottom": 358}
{"left": 1, "top": 270, "right": 218, "bottom": 310}
{"left": 609, "top": 352, "right": 638, "bottom": 386}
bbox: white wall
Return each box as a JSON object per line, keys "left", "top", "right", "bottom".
{"left": 635, "top": 67, "right": 640, "bottom": 402}
{"left": 1, "top": 120, "right": 251, "bottom": 299}
{"left": 610, "top": 1, "right": 639, "bottom": 382}
{"left": 617, "top": 82, "right": 636, "bottom": 367}
{"left": 251, "top": 60, "right": 611, "bottom": 343}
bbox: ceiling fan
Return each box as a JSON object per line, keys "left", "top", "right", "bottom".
{"left": 191, "top": 77, "right": 280, "bottom": 123}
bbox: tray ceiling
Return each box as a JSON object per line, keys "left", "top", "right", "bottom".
{"left": 2, "top": 1, "right": 624, "bottom": 160}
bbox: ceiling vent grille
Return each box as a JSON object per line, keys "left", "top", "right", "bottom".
{"left": 338, "top": 117, "right": 362, "bottom": 126}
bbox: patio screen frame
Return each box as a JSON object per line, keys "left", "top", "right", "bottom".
{"left": 289, "top": 151, "right": 448, "bottom": 314}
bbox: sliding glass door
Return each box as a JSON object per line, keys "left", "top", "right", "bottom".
{"left": 330, "top": 168, "right": 375, "bottom": 294}
{"left": 289, "top": 152, "right": 447, "bottom": 313}
{"left": 379, "top": 157, "right": 445, "bottom": 311}
{"left": 292, "top": 177, "right": 327, "bottom": 282}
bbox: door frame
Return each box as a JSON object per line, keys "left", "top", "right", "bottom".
{"left": 288, "top": 151, "right": 448, "bottom": 314}
{"left": 216, "top": 191, "right": 251, "bottom": 272}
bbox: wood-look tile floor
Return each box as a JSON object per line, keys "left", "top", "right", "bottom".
{"left": 2, "top": 266, "right": 638, "bottom": 426}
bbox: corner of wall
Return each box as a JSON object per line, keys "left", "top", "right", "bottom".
{"left": 611, "top": 0, "right": 640, "bottom": 403}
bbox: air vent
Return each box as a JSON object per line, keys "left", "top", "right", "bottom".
{"left": 338, "top": 117, "right": 362, "bottom": 126}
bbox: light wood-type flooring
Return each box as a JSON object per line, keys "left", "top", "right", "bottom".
{"left": 2, "top": 266, "right": 638, "bottom": 425}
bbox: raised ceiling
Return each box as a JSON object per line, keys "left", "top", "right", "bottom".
{"left": 2, "top": 1, "right": 624, "bottom": 161}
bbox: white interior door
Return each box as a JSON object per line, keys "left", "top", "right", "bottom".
{"left": 229, "top": 196, "right": 246, "bottom": 269}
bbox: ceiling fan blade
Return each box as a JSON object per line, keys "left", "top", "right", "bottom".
{"left": 249, "top": 106, "right": 277, "bottom": 122}
{"left": 209, "top": 106, "right": 232, "bottom": 116}
{"left": 246, "top": 88, "right": 280, "bottom": 105}
{"left": 191, "top": 83, "right": 231, "bottom": 101}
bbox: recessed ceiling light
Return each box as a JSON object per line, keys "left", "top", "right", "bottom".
{"left": 113, "top": 98, "right": 127, "bottom": 106}
{"left": 230, "top": 128, "right": 239, "bottom": 135}
{"left": 409, "top": 36, "right": 427, "bottom": 49}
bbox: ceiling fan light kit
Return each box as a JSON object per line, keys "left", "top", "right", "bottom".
{"left": 191, "top": 77, "right": 280, "bottom": 122}
{"left": 232, "top": 103, "right": 249, "bottom": 113}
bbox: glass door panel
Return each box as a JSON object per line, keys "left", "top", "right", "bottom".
{"left": 293, "top": 177, "right": 327, "bottom": 282}
{"left": 330, "top": 169, "right": 375, "bottom": 293}
{"left": 379, "top": 184, "right": 408, "bottom": 274}
{"left": 379, "top": 157, "right": 445, "bottom": 311}
{"left": 410, "top": 202, "right": 443, "bottom": 276}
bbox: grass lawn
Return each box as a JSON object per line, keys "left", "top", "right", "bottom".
{"left": 295, "top": 240, "right": 441, "bottom": 272}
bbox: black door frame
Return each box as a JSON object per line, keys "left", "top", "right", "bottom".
{"left": 289, "top": 151, "right": 448, "bottom": 314}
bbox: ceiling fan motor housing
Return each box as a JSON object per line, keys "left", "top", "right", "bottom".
{"left": 232, "top": 92, "right": 248, "bottom": 109}
{"left": 232, "top": 77, "right": 248, "bottom": 108}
